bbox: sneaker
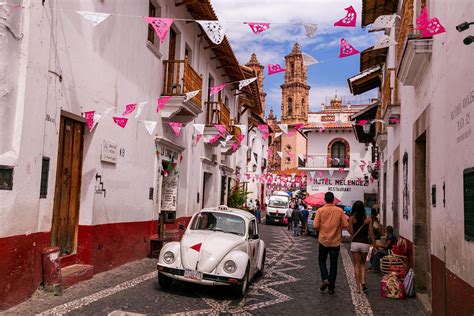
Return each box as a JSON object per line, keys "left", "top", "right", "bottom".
{"left": 328, "top": 289, "right": 335, "bottom": 295}
{"left": 320, "top": 280, "right": 329, "bottom": 291}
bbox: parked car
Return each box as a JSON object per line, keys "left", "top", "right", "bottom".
{"left": 157, "top": 205, "right": 266, "bottom": 297}
{"left": 307, "top": 210, "right": 318, "bottom": 237}
{"left": 266, "top": 191, "right": 289, "bottom": 225}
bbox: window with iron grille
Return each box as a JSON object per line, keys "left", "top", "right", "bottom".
{"left": 331, "top": 142, "right": 346, "bottom": 167}
{"left": 464, "top": 168, "right": 474, "bottom": 241}
{"left": 40, "top": 157, "right": 50, "bottom": 198}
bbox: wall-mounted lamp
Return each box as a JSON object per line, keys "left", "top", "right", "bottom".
{"left": 456, "top": 21, "right": 474, "bottom": 46}
{"left": 362, "top": 123, "right": 371, "bottom": 134}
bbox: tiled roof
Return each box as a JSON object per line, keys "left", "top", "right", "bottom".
{"left": 304, "top": 123, "right": 353, "bottom": 129}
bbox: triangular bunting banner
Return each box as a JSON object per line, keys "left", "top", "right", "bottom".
{"left": 168, "top": 122, "right": 183, "bottom": 137}
{"left": 197, "top": 20, "right": 225, "bottom": 44}
{"left": 302, "top": 52, "right": 320, "bottom": 66}
{"left": 144, "top": 17, "right": 174, "bottom": 44}
{"left": 135, "top": 101, "right": 147, "bottom": 119}
{"left": 122, "top": 103, "right": 137, "bottom": 116}
{"left": 225, "top": 135, "right": 233, "bottom": 142}
{"left": 421, "top": 17, "right": 446, "bottom": 37}
{"left": 257, "top": 124, "right": 269, "bottom": 139}
{"left": 234, "top": 124, "right": 247, "bottom": 136}
{"left": 277, "top": 151, "right": 282, "bottom": 158}
{"left": 309, "top": 171, "right": 316, "bottom": 179}
{"left": 328, "top": 169, "right": 334, "bottom": 176}
{"left": 193, "top": 124, "right": 205, "bottom": 135}
{"left": 157, "top": 96, "right": 171, "bottom": 112}
{"left": 371, "top": 14, "right": 399, "bottom": 29}
{"left": 210, "top": 83, "right": 227, "bottom": 96}
{"left": 238, "top": 77, "right": 257, "bottom": 90}
{"left": 245, "top": 22, "right": 271, "bottom": 34}
{"left": 84, "top": 111, "right": 95, "bottom": 132}
{"left": 359, "top": 164, "right": 365, "bottom": 172}
{"left": 339, "top": 38, "right": 359, "bottom": 58}
{"left": 339, "top": 167, "right": 344, "bottom": 174}
{"left": 275, "top": 132, "right": 283, "bottom": 138}
{"left": 304, "top": 23, "right": 318, "bottom": 38}
{"left": 142, "top": 120, "right": 157, "bottom": 135}
{"left": 416, "top": 7, "right": 429, "bottom": 30}
{"left": 208, "top": 134, "right": 221, "bottom": 144}
{"left": 334, "top": 6, "right": 357, "bottom": 27}
{"left": 294, "top": 123, "right": 304, "bottom": 131}
{"left": 277, "top": 124, "right": 288, "bottom": 134}
{"left": 113, "top": 117, "right": 128, "bottom": 128}
{"left": 268, "top": 64, "right": 286, "bottom": 75}
{"left": 195, "top": 133, "right": 203, "bottom": 145}
{"left": 237, "top": 134, "right": 245, "bottom": 145}
{"left": 215, "top": 124, "right": 227, "bottom": 136}
{"left": 374, "top": 35, "right": 397, "bottom": 49}
{"left": 77, "top": 11, "right": 111, "bottom": 26}
{"left": 319, "top": 171, "right": 324, "bottom": 178}
{"left": 184, "top": 90, "right": 200, "bottom": 102}
{"left": 220, "top": 140, "right": 227, "bottom": 147}
{"left": 231, "top": 143, "right": 238, "bottom": 152}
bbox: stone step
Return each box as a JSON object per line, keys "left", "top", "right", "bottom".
{"left": 61, "top": 264, "right": 94, "bottom": 289}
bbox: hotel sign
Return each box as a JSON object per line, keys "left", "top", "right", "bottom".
{"left": 321, "top": 115, "right": 335, "bottom": 122}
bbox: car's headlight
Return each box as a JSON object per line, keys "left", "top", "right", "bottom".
{"left": 223, "top": 260, "right": 237, "bottom": 274}
{"left": 163, "top": 251, "right": 175, "bottom": 264}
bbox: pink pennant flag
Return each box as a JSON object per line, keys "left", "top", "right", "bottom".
{"left": 360, "top": 160, "right": 367, "bottom": 166}
{"left": 421, "top": 18, "right": 446, "bottom": 37}
{"left": 113, "top": 117, "right": 128, "bottom": 128}
{"left": 288, "top": 130, "right": 296, "bottom": 136}
{"left": 294, "top": 123, "right": 304, "bottom": 131}
{"left": 339, "top": 167, "right": 344, "bottom": 174}
{"left": 195, "top": 133, "right": 203, "bottom": 145}
{"left": 244, "top": 22, "right": 271, "bottom": 34}
{"left": 358, "top": 119, "right": 369, "bottom": 126}
{"left": 215, "top": 124, "right": 227, "bottom": 136}
{"left": 416, "top": 7, "right": 429, "bottom": 30}
{"left": 208, "top": 134, "right": 221, "bottom": 144}
{"left": 237, "top": 134, "right": 245, "bottom": 145}
{"left": 267, "top": 64, "right": 286, "bottom": 75}
{"left": 210, "top": 83, "right": 227, "bottom": 96}
{"left": 334, "top": 6, "right": 357, "bottom": 27}
{"left": 359, "top": 164, "right": 365, "bottom": 172}
{"left": 143, "top": 17, "right": 174, "bottom": 44}
{"left": 258, "top": 124, "right": 270, "bottom": 140}
{"left": 231, "top": 143, "right": 238, "bottom": 153}
{"left": 339, "top": 38, "right": 359, "bottom": 58}
{"left": 168, "top": 122, "right": 183, "bottom": 137}
{"left": 318, "top": 171, "right": 323, "bottom": 178}
{"left": 157, "top": 96, "right": 171, "bottom": 112}
{"left": 122, "top": 103, "right": 137, "bottom": 116}
{"left": 84, "top": 111, "right": 95, "bottom": 132}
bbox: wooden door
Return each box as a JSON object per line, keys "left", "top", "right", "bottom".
{"left": 51, "top": 116, "right": 84, "bottom": 255}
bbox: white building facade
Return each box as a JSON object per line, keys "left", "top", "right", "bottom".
{"left": 0, "top": 0, "right": 266, "bottom": 309}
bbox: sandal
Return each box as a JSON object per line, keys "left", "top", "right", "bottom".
{"left": 362, "top": 284, "right": 368, "bottom": 293}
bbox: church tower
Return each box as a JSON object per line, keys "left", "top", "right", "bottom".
{"left": 280, "top": 43, "right": 310, "bottom": 124}
{"left": 246, "top": 53, "right": 266, "bottom": 115}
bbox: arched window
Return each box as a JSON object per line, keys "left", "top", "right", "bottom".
{"left": 287, "top": 97, "right": 293, "bottom": 115}
{"left": 328, "top": 138, "right": 350, "bottom": 168}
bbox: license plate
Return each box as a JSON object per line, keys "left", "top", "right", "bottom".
{"left": 275, "top": 219, "right": 279, "bottom": 222}
{"left": 184, "top": 269, "right": 203, "bottom": 281}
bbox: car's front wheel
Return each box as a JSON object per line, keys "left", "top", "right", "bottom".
{"left": 158, "top": 272, "right": 173, "bottom": 290}
{"left": 232, "top": 264, "right": 249, "bottom": 298}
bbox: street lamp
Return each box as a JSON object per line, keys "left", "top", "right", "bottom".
{"left": 362, "top": 122, "right": 371, "bottom": 134}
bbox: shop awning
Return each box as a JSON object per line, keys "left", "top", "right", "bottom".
{"left": 348, "top": 66, "right": 382, "bottom": 95}
{"left": 361, "top": 0, "right": 399, "bottom": 27}
{"left": 360, "top": 46, "right": 388, "bottom": 72}
{"left": 350, "top": 102, "right": 379, "bottom": 144}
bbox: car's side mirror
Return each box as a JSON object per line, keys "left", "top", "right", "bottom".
{"left": 250, "top": 233, "right": 259, "bottom": 240}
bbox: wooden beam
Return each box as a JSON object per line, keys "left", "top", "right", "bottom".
{"left": 211, "top": 55, "right": 228, "bottom": 60}
{"left": 175, "top": 0, "right": 199, "bottom": 7}
{"left": 204, "top": 44, "right": 220, "bottom": 50}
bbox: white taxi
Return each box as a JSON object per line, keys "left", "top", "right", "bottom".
{"left": 157, "top": 206, "right": 266, "bottom": 297}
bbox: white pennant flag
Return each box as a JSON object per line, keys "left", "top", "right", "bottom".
{"left": 193, "top": 123, "right": 205, "bottom": 135}
{"left": 304, "top": 23, "right": 318, "bottom": 38}
{"left": 77, "top": 11, "right": 111, "bottom": 26}
{"left": 91, "top": 113, "right": 101, "bottom": 131}
{"left": 298, "top": 154, "right": 305, "bottom": 162}
{"left": 374, "top": 35, "right": 397, "bottom": 49}
{"left": 235, "top": 124, "right": 247, "bottom": 136}
{"left": 135, "top": 101, "right": 148, "bottom": 119}
{"left": 277, "top": 151, "right": 283, "bottom": 158}
{"left": 225, "top": 135, "right": 233, "bottom": 142}
{"left": 277, "top": 124, "right": 288, "bottom": 134}
{"left": 197, "top": 20, "right": 225, "bottom": 44}
{"left": 309, "top": 171, "right": 316, "bottom": 179}
{"left": 302, "top": 53, "right": 320, "bottom": 66}
{"left": 142, "top": 120, "right": 157, "bottom": 135}
{"left": 328, "top": 169, "right": 335, "bottom": 177}
{"left": 238, "top": 77, "right": 257, "bottom": 90}
{"left": 220, "top": 140, "right": 227, "bottom": 147}
{"left": 275, "top": 132, "right": 283, "bottom": 138}
{"left": 184, "top": 90, "right": 200, "bottom": 102}
{"left": 371, "top": 14, "right": 399, "bottom": 30}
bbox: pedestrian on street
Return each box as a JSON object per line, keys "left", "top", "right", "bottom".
{"left": 291, "top": 203, "right": 303, "bottom": 236}
{"left": 370, "top": 226, "right": 397, "bottom": 271}
{"left": 348, "top": 201, "right": 375, "bottom": 294}
{"left": 248, "top": 199, "right": 255, "bottom": 216}
{"left": 314, "top": 192, "right": 349, "bottom": 295}
{"left": 255, "top": 200, "right": 261, "bottom": 223}
{"left": 286, "top": 206, "right": 293, "bottom": 231}
{"left": 301, "top": 204, "right": 309, "bottom": 236}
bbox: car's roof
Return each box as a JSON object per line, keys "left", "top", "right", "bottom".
{"left": 200, "top": 206, "right": 255, "bottom": 220}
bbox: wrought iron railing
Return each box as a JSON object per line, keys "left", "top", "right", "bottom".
{"left": 306, "top": 154, "right": 349, "bottom": 168}
{"left": 162, "top": 57, "right": 203, "bottom": 106}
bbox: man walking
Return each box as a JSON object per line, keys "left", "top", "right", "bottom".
{"left": 314, "top": 192, "right": 349, "bottom": 294}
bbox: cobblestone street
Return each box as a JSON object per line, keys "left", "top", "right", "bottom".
{"left": 6, "top": 223, "right": 425, "bottom": 315}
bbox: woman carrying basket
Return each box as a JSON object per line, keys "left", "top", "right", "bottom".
{"left": 348, "top": 201, "right": 376, "bottom": 294}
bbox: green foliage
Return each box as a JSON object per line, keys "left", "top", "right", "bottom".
{"left": 228, "top": 185, "right": 251, "bottom": 208}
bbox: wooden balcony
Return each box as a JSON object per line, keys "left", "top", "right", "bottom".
{"left": 159, "top": 58, "right": 203, "bottom": 124}
{"left": 206, "top": 101, "right": 230, "bottom": 128}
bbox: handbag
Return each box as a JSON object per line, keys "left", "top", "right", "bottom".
{"left": 381, "top": 272, "right": 405, "bottom": 299}
{"left": 403, "top": 269, "right": 416, "bottom": 297}
{"left": 381, "top": 250, "right": 407, "bottom": 278}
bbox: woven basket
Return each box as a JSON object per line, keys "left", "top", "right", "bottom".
{"left": 381, "top": 254, "right": 407, "bottom": 277}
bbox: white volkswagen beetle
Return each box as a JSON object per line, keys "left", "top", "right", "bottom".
{"left": 157, "top": 206, "right": 266, "bottom": 297}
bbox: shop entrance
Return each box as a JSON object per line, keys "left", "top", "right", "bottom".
{"left": 414, "top": 132, "right": 431, "bottom": 296}
{"left": 51, "top": 116, "right": 84, "bottom": 255}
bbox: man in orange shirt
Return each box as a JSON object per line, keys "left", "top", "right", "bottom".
{"left": 314, "top": 192, "right": 349, "bottom": 294}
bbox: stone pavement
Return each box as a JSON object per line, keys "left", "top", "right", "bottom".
{"left": 5, "top": 224, "right": 426, "bottom": 315}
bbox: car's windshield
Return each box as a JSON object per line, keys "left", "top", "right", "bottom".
{"left": 268, "top": 199, "right": 288, "bottom": 208}
{"left": 190, "top": 212, "right": 245, "bottom": 236}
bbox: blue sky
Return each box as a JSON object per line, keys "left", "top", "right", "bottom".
{"left": 212, "top": 0, "right": 377, "bottom": 119}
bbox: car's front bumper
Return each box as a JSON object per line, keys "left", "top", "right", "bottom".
{"left": 157, "top": 265, "right": 243, "bottom": 286}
